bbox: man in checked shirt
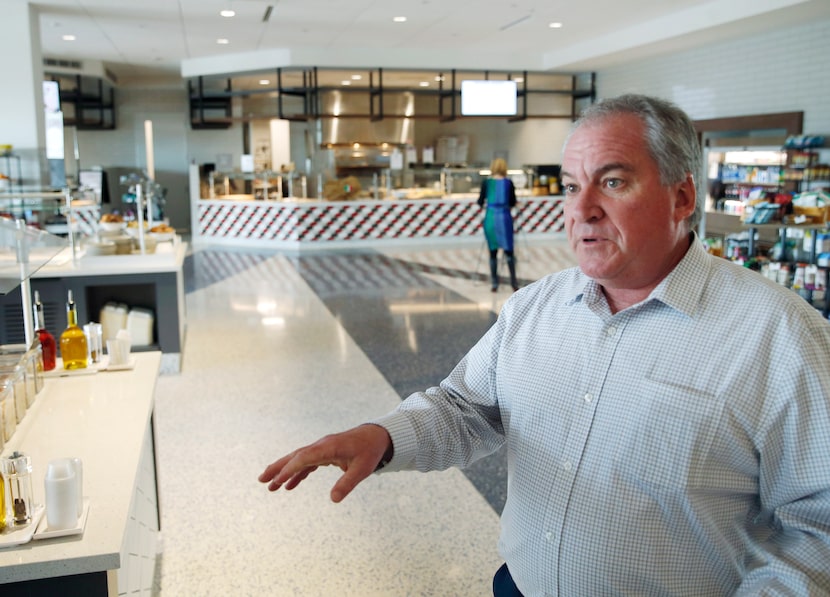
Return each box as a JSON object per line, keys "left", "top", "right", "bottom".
{"left": 260, "top": 94, "right": 830, "bottom": 596}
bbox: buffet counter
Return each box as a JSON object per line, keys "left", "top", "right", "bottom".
{"left": 0, "top": 352, "right": 161, "bottom": 596}
{"left": 193, "top": 194, "right": 565, "bottom": 249}
{"left": 0, "top": 241, "right": 187, "bottom": 373}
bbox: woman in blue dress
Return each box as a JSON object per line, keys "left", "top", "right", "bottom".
{"left": 477, "top": 157, "right": 518, "bottom": 291}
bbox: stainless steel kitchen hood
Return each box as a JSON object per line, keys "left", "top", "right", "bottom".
{"left": 318, "top": 90, "right": 415, "bottom": 147}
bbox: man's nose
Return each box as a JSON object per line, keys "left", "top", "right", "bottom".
{"left": 566, "top": 187, "right": 602, "bottom": 221}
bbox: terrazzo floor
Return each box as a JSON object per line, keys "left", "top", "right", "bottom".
{"left": 151, "top": 234, "right": 577, "bottom": 596}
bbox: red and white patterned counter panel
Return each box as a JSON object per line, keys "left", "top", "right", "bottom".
{"left": 198, "top": 196, "right": 564, "bottom": 244}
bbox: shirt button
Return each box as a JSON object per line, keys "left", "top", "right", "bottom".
{"left": 583, "top": 393, "right": 593, "bottom": 403}
{"left": 545, "top": 531, "right": 554, "bottom": 541}
{"left": 606, "top": 326, "right": 617, "bottom": 337}
{"left": 562, "top": 460, "right": 572, "bottom": 471}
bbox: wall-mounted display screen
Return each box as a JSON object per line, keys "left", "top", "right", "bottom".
{"left": 460, "top": 80, "right": 518, "bottom": 116}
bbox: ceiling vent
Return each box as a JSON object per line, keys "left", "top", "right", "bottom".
{"left": 43, "top": 57, "right": 118, "bottom": 86}
{"left": 43, "top": 58, "right": 83, "bottom": 70}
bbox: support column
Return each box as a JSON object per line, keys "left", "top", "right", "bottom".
{"left": 2, "top": 0, "right": 46, "bottom": 188}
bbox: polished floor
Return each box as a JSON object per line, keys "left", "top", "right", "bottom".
{"left": 152, "top": 235, "right": 576, "bottom": 596}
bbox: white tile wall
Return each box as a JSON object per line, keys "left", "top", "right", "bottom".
{"left": 597, "top": 19, "right": 830, "bottom": 133}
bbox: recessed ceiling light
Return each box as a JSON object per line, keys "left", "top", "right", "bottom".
{"left": 549, "top": 22, "right": 563, "bottom": 28}
{"left": 341, "top": 80, "right": 352, "bottom": 86}
{"left": 220, "top": 10, "right": 236, "bottom": 17}
{"left": 351, "top": 74, "right": 362, "bottom": 80}
{"left": 434, "top": 76, "right": 444, "bottom": 82}
{"left": 217, "top": 38, "right": 230, "bottom": 44}
{"left": 515, "top": 77, "right": 524, "bottom": 83}
{"left": 259, "top": 79, "right": 270, "bottom": 85}
{"left": 62, "top": 34, "right": 76, "bottom": 41}
{"left": 419, "top": 81, "right": 429, "bottom": 87}
{"left": 393, "top": 16, "right": 407, "bottom": 23}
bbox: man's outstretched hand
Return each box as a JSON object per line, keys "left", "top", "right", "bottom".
{"left": 258, "top": 424, "right": 393, "bottom": 503}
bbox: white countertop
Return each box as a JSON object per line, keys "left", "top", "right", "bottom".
{"left": 33, "top": 239, "right": 187, "bottom": 278}
{"left": 0, "top": 351, "right": 161, "bottom": 583}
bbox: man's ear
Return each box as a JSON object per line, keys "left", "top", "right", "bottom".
{"left": 672, "top": 173, "right": 697, "bottom": 222}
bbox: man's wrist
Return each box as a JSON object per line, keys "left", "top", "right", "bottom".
{"left": 368, "top": 425, "right": 394, "bottom": 471}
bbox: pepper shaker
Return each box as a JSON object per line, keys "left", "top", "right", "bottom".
{"left": 2, "top": 451, "right": 34, "bottom": 526}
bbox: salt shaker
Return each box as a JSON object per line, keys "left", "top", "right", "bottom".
{"left": 83, "top": 322, "right": 104, "bottom": 365}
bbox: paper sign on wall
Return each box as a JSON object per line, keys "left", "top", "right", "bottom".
{"left": 240, "top": 154, "right": 255, "bottom": 172}
{"left": 422, "top": 146, "right": 435, "bottom": 164}
{"left": 390, "top": 149, "right": 403, "bottom": 170}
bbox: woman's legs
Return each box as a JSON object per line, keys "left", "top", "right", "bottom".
{"left": 489, "top": 249, "right": 499, "bottom": 291}
{"left": 505, "top": 250, "right": 519, "bottom": 291}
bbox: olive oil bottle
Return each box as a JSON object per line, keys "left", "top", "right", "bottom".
{"left": 0, "top": 473, "right": 5, "bottom": 531}
{"left": 60, "top": 290, "right": 88, "bottom": 370}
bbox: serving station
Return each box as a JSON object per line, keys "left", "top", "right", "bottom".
{"left": 0, "top": 352, "right": 161, "bottom": 596}
{"left": 0, "top": 200, "right": 187, "bottom": 374}
{"left": 0, "top": 240, "right": 187, "bottom": 374}
{"left": 190, "top": 164, "right": 564, "bottom": 249}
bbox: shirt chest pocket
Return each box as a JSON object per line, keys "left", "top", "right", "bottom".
{"left": 612, "top": 376, "right": 723, "bottom": 490}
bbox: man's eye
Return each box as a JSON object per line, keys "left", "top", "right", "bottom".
{"left": 564, "top": 183, "right": 578, "bottom": 194}
{"left": 605, "top": 178, "right": 623, "bottom": 189}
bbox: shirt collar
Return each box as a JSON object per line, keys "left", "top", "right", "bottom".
{"left": 568, "top": 233, "right": 708, "bottom": 318}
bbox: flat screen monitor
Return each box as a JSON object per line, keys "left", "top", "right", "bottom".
{"left": 460, "top": 80, "right": 518, "bottom": 116}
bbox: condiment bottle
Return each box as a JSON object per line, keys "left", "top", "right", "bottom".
{"left": 33, "top": 291, "right": 57, "bottom": 371}
{"left": 60, "top": 290, "right": 88, "bottom": 370}
{"left": 0, "top": 469, "right": 5, "bottom": 531}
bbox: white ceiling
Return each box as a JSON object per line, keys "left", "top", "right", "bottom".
{"left": 30, "top": 0, "right": 830, "bottom": 85}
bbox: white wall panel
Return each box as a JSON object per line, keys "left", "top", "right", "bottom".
{"left": 597, "top": 18, "right": 830, "bottom": 133}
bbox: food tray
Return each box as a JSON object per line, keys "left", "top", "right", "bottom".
{"left": 34, "top": 498, "right": 90, "bottom": 540}
{"left": 42, "top": 356, "right": 136, "bottom": 377}
{"left": 0, "top": 506, "right": 45, "bottom": 549}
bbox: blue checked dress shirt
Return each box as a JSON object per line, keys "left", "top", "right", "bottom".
{"left": 375, "top": 236, "right": 830, "bottom": 596}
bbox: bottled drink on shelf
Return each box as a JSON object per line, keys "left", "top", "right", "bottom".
{"left": 60, "top": 290, "right": 88, "bottom": 370}
{"left": 33, "top": 291, "right": 57, "bottom": 371}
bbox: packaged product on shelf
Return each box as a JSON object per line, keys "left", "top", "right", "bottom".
{"left": 804, "top": 264, "right": 819, "bottom": 291}
{"left": 100, "top": 302, "right": 129, "bottom": 342}
{"left": 126, "top": 308, "right": 154, "bottom": 346}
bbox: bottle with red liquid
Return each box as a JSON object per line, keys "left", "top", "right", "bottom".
{"left": 33, "top": 291, "right": 56, "bottom": 371}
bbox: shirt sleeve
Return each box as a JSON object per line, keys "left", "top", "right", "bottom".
{"left": 734, "top": 322, "right": 830, "bottom": 594}
{"left": 478, "top": 179, "right": 487, "bottom": 207}
{"left": 508, "top": 180, "right": 517, "bottom": 208}
{"left": 369, "top": 311, "right": 508, "bottom": 473}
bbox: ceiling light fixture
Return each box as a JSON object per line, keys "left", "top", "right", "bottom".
{"left": 393, "top": 16, "right": 407, "bottom": 22}
{"left": 419, "top": 81, "right": 429, "bottom": 87}
{"left": 341, "top": 80, "right": 352, "bottom": 86}
{"left": 259, "top": 79, "right": 270, "bottom": 85}
{"left": 549, "top": 22, "right": 563, "bottom": 28}
{"left": 220, "top": 9, "right": 235, "bottom": 17}
{"left": 351, "top": 74, "right": 362, "bottom": 80}
{"left": 62, "top": 34, "right": 76, "bottom": 41}
{"left": 217, "top": 38, "right": 230, "bottom": 44}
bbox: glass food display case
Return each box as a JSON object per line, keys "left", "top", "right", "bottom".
{"left": 0, "top": 217, "right": 68, "bottom": 346}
